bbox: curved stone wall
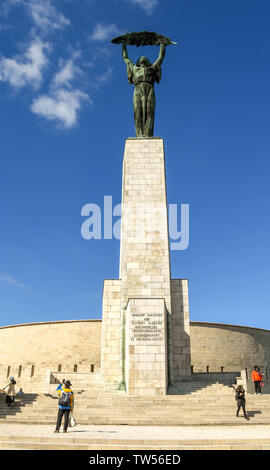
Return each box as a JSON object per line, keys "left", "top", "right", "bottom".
{"left": 190, "top": 322, "right": 270, "bottom": 373}
{"left": 0, "top": 320, "right": 102, "bottom": 390}
{"left": 0, "top": 319, "right": 269, "bottom": 390}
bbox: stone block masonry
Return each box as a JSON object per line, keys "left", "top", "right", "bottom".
{"left": 126, "top": 298, "right": 168, "bottom": 396}
{"left": 171, "top": 279, "right": 191, "bottom": 382}
{"left": 101, "top": 138, "right": 191, "bottom": 393}
{"left": 100, "top": 280, "right": 121, "bottom": 384}
{"left": 119, "top": 138, "right": 173, "bottom": 390}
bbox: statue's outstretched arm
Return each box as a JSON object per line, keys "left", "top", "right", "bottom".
{"left": 122, "top": 44, "right": 133, "bottom": 65}
{"left": 153, "top": 44, "right": 165, "bottom": 68}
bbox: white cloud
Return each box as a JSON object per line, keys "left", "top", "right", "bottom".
{"left": 52, "top": 60, "right": 75, "bottom": 87}
{"left": 0, "top": 3, "right": 114, "bottom": 130}
{"left": 0, "top": 39, "right": 49, "bottom": 89}
{"left": 2, "top": 0, "right": 70, "bottom": 33}
{"left": 52, "top": 53, "right": 82, "bottom": 88}
{"left": 0, "top": 272, "right": 30, "bottom": 291}
{"left": 30, "top": 50, "right": 91, "bottom": 128}
{"left": 31, "top": 88, "right": 91, "bottom": 128}
{"left": 127, "top": 0, "right": 158, "bottom": 13}
{"left": 89, "top": 23, "right": 122, "bottom": 42}
{"left": 26, "top": 0, "right": 70, "bottom": 32}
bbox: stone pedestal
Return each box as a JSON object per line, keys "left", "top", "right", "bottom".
{"left": 101, "top": 138, "right": 191, "bottom": 393}
{"left": 119, "top": 138, "right": 173, "bottom": 392}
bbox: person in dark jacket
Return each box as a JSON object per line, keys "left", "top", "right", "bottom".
{"left": 235, "top": 385, "right": 249, "bottom": 420}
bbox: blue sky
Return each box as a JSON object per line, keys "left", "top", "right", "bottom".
{"left": 0, "top": 0, "right": 270, "bottom": 329}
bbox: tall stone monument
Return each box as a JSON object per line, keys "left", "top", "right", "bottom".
{"left": 101, "top": 32, "right": 191, "bottom": 396}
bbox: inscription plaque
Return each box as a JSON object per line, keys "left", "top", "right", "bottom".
{"left": 130, "top": 312, "right": 164, "bottom": 343}
{"left": 126, "top": 298, "right": 167, "bottom": 395}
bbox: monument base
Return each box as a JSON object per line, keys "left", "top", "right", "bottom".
{"left": 101, "top": 278, "right": 191, "bottom": 390}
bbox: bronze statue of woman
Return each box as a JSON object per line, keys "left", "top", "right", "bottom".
{"left": 122, "top": 43, "right": 166, "bottom": 138}
{"left": 111, "top": 31, "right": 176, "bottom": 137}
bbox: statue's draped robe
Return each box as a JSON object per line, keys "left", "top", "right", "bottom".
{"left": 125, "top": 60, "right": 162, "bottom": 137}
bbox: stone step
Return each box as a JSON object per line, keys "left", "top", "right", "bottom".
{"left": 0, "top": 407, "right": 270, "bottom": 418}
{"left": 1, "top": 408, "right": 268, "bottom": 415}
{"left": 1, "top": 420, "right": 270, "bottom": 428}
{"left": 0, "top": 407, "right": 245, "bottom": 413}
{"left": 9, "top": 402, "right": 267, "bottom": 409}
{"left": 0, "top": 414, "right": 266, "bottom": 420}
{"left": 1, "top": 442, "right": 269, "bottom": 450}
{"left": 1, "top": 406, "right": 269, "bottom": 414}
{"left": 0, "top": 434, "right": 270, "bottom": 450}
{"left": 2, "top": 420, "right": 270, "bottom": 427}
{"left": 1, "top": 414, "right": 270, "bottom": 424}
{"left": 9, "top": 391, "right": 268, "bottom": 397}
{"left": 1, "top": 417, "right": 267, "bottom": 425}
{"left": 1, "top": 420, "right": 270, "bottom": 427}
{"left": 2, "top": 399, "right": 270, "bottom": 409}
{"left": 4, "top": 399, "right": 270, "bottom": 407}
{"left": 6, "top": 412, "right": 268, "bottom": 418}
{"left": 3, "top": 404, "right": 269, "bottom": 414}
{"left": 9, "top": 397, "right": 270, "bottom": 405}
{"left": 1, "top": 403, "right": 268, "bottom": 412}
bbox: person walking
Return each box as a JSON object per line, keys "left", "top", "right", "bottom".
{"left": 54, "top": 380, "right": 74, "bottom": 433}
{"left": 235, "top": 385, "right": 249, "bottom": 420}
{"left": 3, "top": 377, "right": 16, "bottom": 406}
{"left": 252, "top": 366, "right": 263, "bottom": 394}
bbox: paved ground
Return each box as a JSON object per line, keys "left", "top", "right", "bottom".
{"left": 0, "top": 423, "right": 270, "bottom": 441}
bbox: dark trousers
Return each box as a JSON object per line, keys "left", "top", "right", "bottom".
{"left": 5, "top": 395, "right": 14, "bottom": 406}
{"left": 56, "top": 408, "right": 70, "bottom": 431}
{"left": 254, "top": 381, "right": 261, "bottom": 393}
{"left": 237, "top": 401, "right": 247, "bottom": 417}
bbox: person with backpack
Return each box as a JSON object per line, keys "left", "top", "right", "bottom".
{"left": 54, "top": 380, "right": 74, "bottom": 433}
{"left": 3, "top": 377, "right": 16, "bottom": 406}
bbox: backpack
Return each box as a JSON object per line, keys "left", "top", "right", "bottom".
{"left": 58, "top": 390, "right": 71, "bottom": 407}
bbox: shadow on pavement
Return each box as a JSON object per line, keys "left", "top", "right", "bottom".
{"left": 0, "top": 392, "right": 39, "bottom": 419}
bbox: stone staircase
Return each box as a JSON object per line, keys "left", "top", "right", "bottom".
{"left": 1, "top": 380, "right": 270, "bottom": 427}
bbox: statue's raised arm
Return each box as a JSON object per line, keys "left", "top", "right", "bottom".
{"left": 152, "top": 44, "right": 166, "bottom": 69}
{"left": 122, "top": 44, "right": 134, "bottom": 85}
{"left": 122, "top": 44, "right": 133, "bottom": 65}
